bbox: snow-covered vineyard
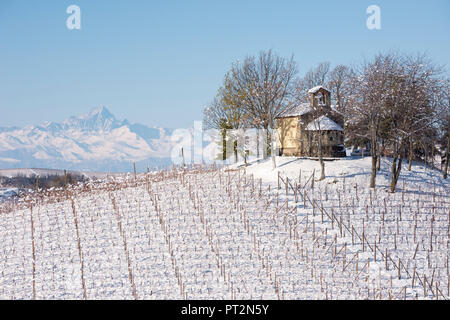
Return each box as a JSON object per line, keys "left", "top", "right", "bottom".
{"left": 0, "top": 158, "right": 448, "bottom": 299}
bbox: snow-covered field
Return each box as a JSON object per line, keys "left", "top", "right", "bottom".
{"left": 0, "top": 157, "right": 448, "bottom": 300}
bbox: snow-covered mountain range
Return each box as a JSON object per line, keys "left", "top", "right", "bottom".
{"left": 0, "top": 106, "right": 177, "bottom": 172}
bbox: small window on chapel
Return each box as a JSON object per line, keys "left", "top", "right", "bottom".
{"left": 316, "top": 92, "right": 325, "bottom": 105}
{"left": 330, "top": 136, "right": 333, "bottom": 141}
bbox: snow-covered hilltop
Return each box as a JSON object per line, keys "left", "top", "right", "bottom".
{"left": 232, "top": 156, "right": 449, "bottom": 191}
{"left": 0, "top": 106, "right": 175, "bottom": 172}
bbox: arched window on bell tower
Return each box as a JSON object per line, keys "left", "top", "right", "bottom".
{"left": 315, "top": 91, "right": 325, "bottom": 106}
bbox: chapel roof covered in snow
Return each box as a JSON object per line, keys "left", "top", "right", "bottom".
{"left": 304, "top": 115, "right": 343, "bottom": 131}
{"left": 308, "top": 85, "right": 330, "bottom": 94}
{"left": 278, "top": 103, "right": 341, "bottom": 118}
{"left": 277, "top": 103, "right": 312, "bottom": 118}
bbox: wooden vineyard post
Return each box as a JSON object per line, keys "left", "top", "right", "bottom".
{"left": 278, "top": 171, "right": 280, "bottom": 190}
{"left": 30, "top": 203, "right": 36, "bottom": 300}
{"left": 424, "top": 274, "right": 427, "bottom": 297}
{"left": 435, "top": 282, "right": 439, "bottom": 300}
{"left": 71, "top": 199, "right": 87, "bottom": 299}
{"left": 362, "top": 230, "right": 365, "bottom": 252}
{"left": 374, "top": 239, "right": 376, "bottom": 261}
{"left": 182, "top": 147, "right": 186, "bottom": 168}
{"left": 303, "top": 190, "right": 306, "bottom": 208}
{"left": 294, "top": 182, "right": 298, "bottom": 203}
{"left": 356, "top": 252, "right": 359, "bottom": 272}
{"left": 385, "top": 248, "right": 388, "bottom": 270}
{"left": 286, "top": 177, "right": 289, "bottom": 196}
{"left": 321, "top": 204, "right": 324, "bottom": 223}
{"left": 133, "top": 162, "right": 137, "bottom": 186}
{"left": 331, "top": 208, "right": 334, "bottom": 229}
{"left": 64, "top": 169, "right": 68, "bottom": 199}
{"left": 312, "top": 200, "right": 315, "bottom": 217}
{"left": 259, "top": 178, "right": 262, "bottom": 198}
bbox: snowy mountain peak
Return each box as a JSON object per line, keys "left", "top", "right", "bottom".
{"left": 0, "top": 106, "right": 176, "bottom": 172}
{"left": 63, "top": 106, "right": 118, "bottom": 132}
{"left": 82, "top": 105, "right": 115, "bottom": 121}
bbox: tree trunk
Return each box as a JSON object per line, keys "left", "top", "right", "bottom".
{"left": 423, "top": 143, "right": 428, "bottom": 169}
{"left": 221, "top": 129, "right": 227, "bottom": 161}
{"left": 319, "top": 160, "right": 325, "bottom": 180}
{"left": 368, "top": 120, "right": 379, "bottom": 188}
{"left": 256, "top": 128, "right": 260, "bottom": 159}
{"left": 271, "top": 152, "right": 277, "bottom": 170}
{"left": 234, "top": 140, "right": 238, "bottom": 163}
{"left": 308, "top": 133, "right": 312, "bottom": 157}
{"left": 370, "top": 136, "right": 377, "bottom": 188}
{"left": 271, "top": 128, "right": 277, "bottom": 170}
{"left": 376, "top": 141, "right": 381, "bottom": 171}
{"left": 370, "top": 155, "right": 377, "bottom": 188}
{"left": 390, "top": 147, "right": 403, "bottom": 193}
{"left": 444, "top": 137, "right": 449, "bottom": 179}
{"left": 431, "top": 142, "right": 435, "bottom": 170}
{"left": 408, "top": 137, "right": 413, "bottom": 171}
{"left": 390, "top": 155, "right": 398, "bottom": 193}
{"left": 392, "top": 156, "right": 403, "bottom": 193}
{"left": 318, "top": 133, "right": 325, "bottom": 180}
{"left": 264, "top": 125, "right": 270, "bottom": 160}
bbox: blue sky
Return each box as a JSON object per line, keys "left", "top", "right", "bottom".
{"left": 0, "top": 0, "right": 449, "bottom": 129}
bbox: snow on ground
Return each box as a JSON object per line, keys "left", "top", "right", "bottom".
{"left": 231, "top": 156, "right": 448, "bottom": 192}
{"left": 0, "top": 157, "right": 448, "bottom": 300}
{"left": 232, "top": 156, "right": 449, "bottom": 299}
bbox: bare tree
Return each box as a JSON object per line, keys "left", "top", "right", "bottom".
{"left": 295, "top": 62, "right": 331, "bottom": 103}
{"left": 385, "top": 54, "right": 444, "bottom": 192}
{"left": 444, "top": 137, "right": 449, "bottom": 179}
{"left": 203, "top": 97, "right": 231, "bottom": 161}
{"left": 437, "top": 80, "right": 449, "bottom": 178}
{"left": 303, "top": 62, "right": 330, "bottom": 88}
{"left": 328, "top": 65, "right": 355, "bottom": 119}
{"left": 203, "top": 75, "right": 246, "bottom": 162}
{"left": 347, "top": 54, "right": 398, "bottom": 188}
{"left": 229, "top": 50, "right": 298, "bottom": 169}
